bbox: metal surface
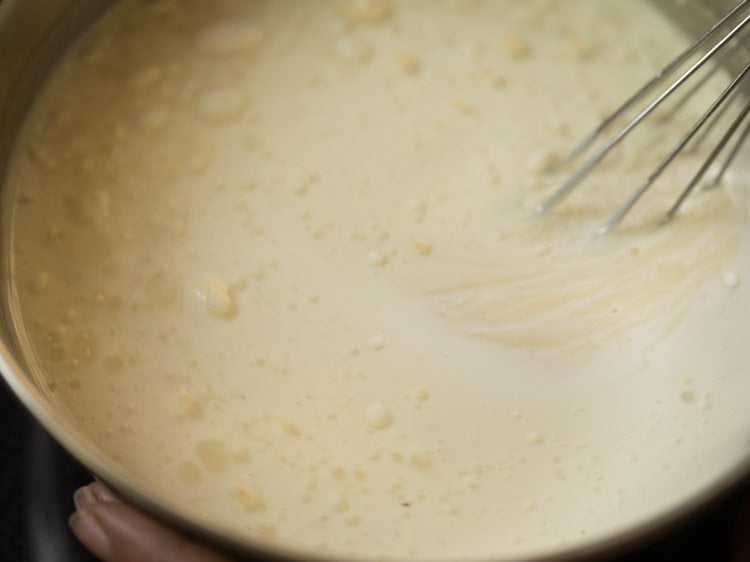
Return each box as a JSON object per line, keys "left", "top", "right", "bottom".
{"left": 0, "top": 1, "right": 749, "bottom": 561}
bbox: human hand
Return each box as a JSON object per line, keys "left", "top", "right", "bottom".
{"left": 69, "top": 481, "right": 234, "bottom": 562}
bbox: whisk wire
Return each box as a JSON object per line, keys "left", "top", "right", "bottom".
{"left": 597, "top": 59, "right": 750, "bottom": 235}
{"left": 712, "top": 112, "right": 750, "bottom": 186}
{"left": 557, "top": 0, "right": 750, "bottom": 169}
{"left": 666, "top": 97, "right": 750, "bottom": 219}
{"left": 662, "top": 41, "right": 740, "bottom": 123}
{"left": 540, "top": 1, "right": 750, "bottom": 231}
{"left": 687, "top": 78, "right": 743, "bottom": 152}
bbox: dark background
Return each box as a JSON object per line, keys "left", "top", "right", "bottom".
{"left": 0, "top": 379, "right": 745, "bottom": 562}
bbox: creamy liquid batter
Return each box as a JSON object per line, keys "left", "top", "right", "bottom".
{"left": 4, "top": 0, "right": 750, "bottom": 560}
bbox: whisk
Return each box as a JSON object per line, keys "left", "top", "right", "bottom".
{"left": 539, "top": 0, "right": 750, "bottom": 235}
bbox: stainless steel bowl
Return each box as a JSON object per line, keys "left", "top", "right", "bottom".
{"left": 1, "top": 1, "right": 749, "bottom": 560}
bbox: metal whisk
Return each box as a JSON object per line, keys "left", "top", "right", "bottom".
{"left": 539, "top": 0, "right": 750, "bottom": 235}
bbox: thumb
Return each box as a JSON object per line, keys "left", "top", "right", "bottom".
{"left": 69, "top": 481, "right": 234, "bottom": 562}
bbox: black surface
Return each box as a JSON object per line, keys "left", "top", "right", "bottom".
{"left": 0, "top": 380, "right": 96, "bottom": 562}
{"left": 0, "top": 379, "right": 745, "bottom": 562}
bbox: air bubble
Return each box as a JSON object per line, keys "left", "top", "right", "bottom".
{"left": 405, "top": 199, "right": 427, "bottom": 222}
{"left": 502, "top": 33, "right": 532, "bottom": 60}
{"left": 723, "top": 272, "right": 739, "bottom": 289}
{"left": 680, "top": 390, "right": 696, "bottom": 403}
{"left": 273, "top": 416, "right": 301, "bottom": 437}
{"left": 178, "top": 390, "right": 203, "bottom": 418}
{"left": 176, "top": 461, "right": 204, "bottom": 485}
{"left": 526, "top": 431, "right": 544, "bottom": 445}
{"left": 367, "top": 250, "right": 388, "bottom": 267}
{"left": 410, "top": 452, "right": 433, "bottom": 470}
{"left": 194, "top": 439, "right": 229, "bottom": 473}
{"left": 413, "top": 240, "right": 433, "bottom": 255}
{"left": 196, "top": 275, "right": 236, "bottom": 318}
{"left": 698, "top": 393, "right": 712, "bottom": 411}
{"left": 412, "top": 387, "right": 430, "bottom": 401}
{"left": 233, "top": 485, "right": 265, "bottom": 512}
{"left": 527, "top": 150, "right": 558, "bottom": 174}
{"left": 365, "top": 402, "right": 393, "bottom": 429}
{"left": 68, "top": 331, "right": 98, "bottom": 366}
{"left": 397, "top": 53, "right": 421, "bottom": 75}
{"left": 28, "top": 271, "right": 49, "bottom": 294}
{"left": 329, "top": 494, "right": 350, "bottom": 513}
{"left": 330, "top": 466, "right": 347, "bottom": 480}
{"left": 368, "top": 335, "right": 385, "bottom": 350}
{"left": 257, "top": 522, "right": 277, "bottom": 538}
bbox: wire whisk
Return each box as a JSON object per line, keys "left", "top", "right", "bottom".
{"left": 539, "top": 0, "right": 750, "bottom": 235}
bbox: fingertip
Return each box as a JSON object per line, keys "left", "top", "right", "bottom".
{"left": 73, "top": 485, "right": 97, "bottom": 510}
{"left": 69, "top": 508, "right": 114, "bottom": 560}
{"left": 90, "top": 479, "right": 119, "bottom": 502}
{"left": 70, "top": 484, "right": 235, "bottom": 562}
{"left": 73, "top": 481, "right": 118, "bottom": 512}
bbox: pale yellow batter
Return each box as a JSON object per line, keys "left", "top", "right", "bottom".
{"left": 4, "top": 1, "right": 750, "bottom": 560}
